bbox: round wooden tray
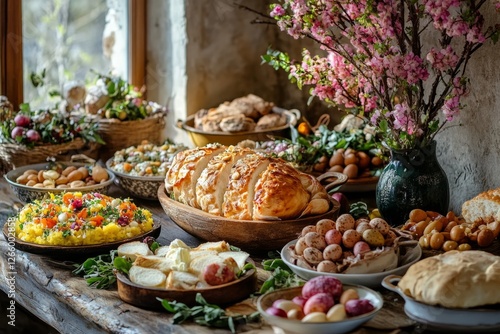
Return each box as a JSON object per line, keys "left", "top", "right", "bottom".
{"left": 116, "top": 259, "right": 257, "bottom": 309}
{"left": 157, "top": 184, "right": 341, "bottom": 253}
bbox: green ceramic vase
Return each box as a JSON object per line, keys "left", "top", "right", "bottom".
{"left": 375, "top": 141, "right": 450, "bottom": 226}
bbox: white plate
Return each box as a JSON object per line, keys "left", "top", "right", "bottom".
{"left": 257, "top": 285, "right": 383, "bottom": 334}
{"left": 382, "top": 275, "right": 500, "bottom": 332}
{"left": 281, "top": 240, "right": 421, "bottom": 288}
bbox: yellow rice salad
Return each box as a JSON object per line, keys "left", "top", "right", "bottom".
{"left": 10, "top": 192, "right": 154, "bottom": 246}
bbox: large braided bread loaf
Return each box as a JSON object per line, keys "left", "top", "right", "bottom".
{"left": 165, "top": 144, "right": 330, "bottom": 221}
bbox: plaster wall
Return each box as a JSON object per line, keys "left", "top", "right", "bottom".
{"left": 147, "top": 1, "right": 500, "bottom": 213}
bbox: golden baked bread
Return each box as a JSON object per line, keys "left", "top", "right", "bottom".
{"left": 223, "top": 153, "right": 272, "bottom": 220}
{"left": 166, "top": 145, "right": 330, "bottom": 220}
{"left": 398, "top": 250, "right": 500, "bottom": 308}
{"left": 253, "top": 161, "right": 311, "bottom": 220}
{"left": 196, "top": 146, "right": 252, "bottom": 215}
{"left": 461, "top": 188, "right": 500, "bottom": 224}
{"left": 194, "top": 94, "right": 277, "bottom": 133}
{"left": 165, "top": 143, "right": 225, "bottom": 207}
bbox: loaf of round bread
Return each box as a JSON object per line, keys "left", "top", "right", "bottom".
{"left": 165, "top": 144, "right": 330, "bottom": 220}
{"left": 398, "top": 250, "right": 500, "bottom": 308}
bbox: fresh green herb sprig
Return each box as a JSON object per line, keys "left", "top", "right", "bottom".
{"left": 159, "top": 293, "right": 260, "bottom": 334}
{"left": 259, "top": 253, "right": 305, "bottom": 294}
{"left": 72, "top": 250, "right": 132, "bottom": 289}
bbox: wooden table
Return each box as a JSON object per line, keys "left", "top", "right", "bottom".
{"left": 0, "top": 178, "right": 428, "bottom": 334}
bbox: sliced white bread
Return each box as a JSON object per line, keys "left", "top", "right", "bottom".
{"left": 193, "top": 240, "right": 230, "bottom": 253}
{"left": 462, "top": 188, "right": 500, "bottom": 224}
{"left": 129, "top": 265, "right": 166, "bottom": 288}
{"left": 218, "top": 251, "right": 249, "bottom": 270}
{"left": 165, "top": 144, "right": 226, "bottom": 207}
{"left": 223, "top": 154, "right": 271, "bottom": 220}
{"left": 196, "top": 146, "right": 252, "bottom": 215}
{"left": 188, "top": 249, "right": 218, "bottom": 260}
{"left": 117, "top": 241, "right": 153, "bottom": 261}
{"left": 165, "top": 270, "right": 199, "bottom": 290}
{"left": 133, "top": 255, "right": 176, "bottom": 275}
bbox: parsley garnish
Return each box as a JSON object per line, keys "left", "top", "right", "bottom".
{"left": 159, "top": 293, "right": 260, "bottom": 334}
{"left": 134, "top": 209, "right": 146, "bottom": 222}
{"left": 72, "top": 250, "right": 132, "bottom": 289}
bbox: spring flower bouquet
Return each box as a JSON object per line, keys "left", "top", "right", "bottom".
{"left": 263, "top": 0, "right": 500, "bottom": 150}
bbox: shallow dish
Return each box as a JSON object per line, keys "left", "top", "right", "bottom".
{"left": 4, "top": 162, "right": 115, "bottom": 203}
{"left": 178, "top": 107, "right": 299, "bottom": 147}
{"left": 2, "top": 221, "right": 161, "bottom": 259}
{"left": 116, "top": 259, "right": 257, "bottom": 309}
{"left": 106, "top": 158, "right": 163, "bottom": 200}
{"left": 281, "top": 240, "right": 421, "bottom": 288}
{"left": 257, "top": 285, "right": 383, "bottom": 334}
{"left": 382, "top": 275, "right": 500, "bottom": 332}
{"left": 157, "top": 183, "right": 342, "bottom": 253}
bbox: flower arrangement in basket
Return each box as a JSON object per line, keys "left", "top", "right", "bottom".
{"left": 261, "top": 0, "right": 500, "bottom": 151}
{"left": 79, "top": 72, "right": 168, "bottom": 161}
{"left": 0, "top": 99, "right": 104, "bottom": 174}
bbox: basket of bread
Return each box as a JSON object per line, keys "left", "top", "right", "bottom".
{"left": 178, "top": 94, "right": 299, "bottom": 147}
{"left": 158, "top": 144, "right": 348, "bottom": 252}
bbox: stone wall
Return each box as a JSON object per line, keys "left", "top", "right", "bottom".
{"left": 146, "top": 0, "right": 500, "bottom": 213}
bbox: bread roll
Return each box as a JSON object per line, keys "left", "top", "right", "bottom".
{"left": 398, "top": 250, "right": 500, "bottom": 308}
{"left": 129, "top": 266, "right": 166, "bottom": 288}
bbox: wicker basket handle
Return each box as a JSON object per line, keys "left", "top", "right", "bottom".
{"left": 70, "top": 154, "right": 96, "bottom": 164}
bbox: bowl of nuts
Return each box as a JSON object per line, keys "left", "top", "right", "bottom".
{"left": 4, "top": 161, "right": 115, "bottom": 203}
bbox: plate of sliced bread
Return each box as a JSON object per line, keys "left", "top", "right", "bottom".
{"left": 116, "top": 239, "right": 257, "bottom": 309}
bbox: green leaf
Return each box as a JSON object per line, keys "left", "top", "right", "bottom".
{"left": 113, "top": 256, "right": 132, "bottom": 274}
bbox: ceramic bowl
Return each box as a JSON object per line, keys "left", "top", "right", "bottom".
{"left": 4, "top": 162, "right": 115, "bottom": 203}
{"left": 106, "top": 158, "right": 163, "bottom": 200}
{"left": 382, "top": 275, "right": 500, "bottom": 332}
{"left": 178, "top": 107, "right": 299, "bottom": 147}
{"left": 257, "top": 285, "right": 383, "bottom": 334}
{"left": 116, "top": 259, "right": 257, "bottom": 309}
{"left": 281, "top": 239, "right": 422, "bottom": 288}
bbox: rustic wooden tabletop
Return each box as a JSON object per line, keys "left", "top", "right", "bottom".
{"left": 0, "top": 177, "right": 438, "bottom": 334}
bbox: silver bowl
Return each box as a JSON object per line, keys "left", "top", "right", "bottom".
{"left": 4, "top": 162, "right": 115, "bottom": 203}
{"left": 106, "top": 158, "right": 163, "bottom": 200}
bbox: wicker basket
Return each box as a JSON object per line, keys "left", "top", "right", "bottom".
{"left": 96, "top": 114, "right": 166, "bottom": 161}
{"left": 0, "top": 138, "right": 101, "bottom": 175}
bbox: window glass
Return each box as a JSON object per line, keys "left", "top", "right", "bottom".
{"left": 22, "top": 0, "right": 128, "bottom": 108}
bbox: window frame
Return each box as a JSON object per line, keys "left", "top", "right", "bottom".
{"left": 0, "top": 0, "right": 146, "bottom": 108}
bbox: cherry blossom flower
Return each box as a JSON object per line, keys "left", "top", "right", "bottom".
{"left": 264, "top": 0, "right": 500, "bottom": 149}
